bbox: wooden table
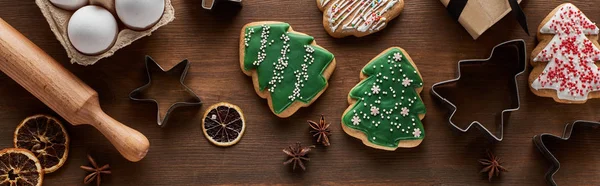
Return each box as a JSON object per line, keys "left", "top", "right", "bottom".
{"left": 0, "top": 0, "right": 599, "bottom": 185}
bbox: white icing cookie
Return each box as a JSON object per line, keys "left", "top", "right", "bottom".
{"left": 316, "top": 0, "right": 405, "bottom": 38}
{"left": 530, "top": 3, "right": 600, "bottom": 103}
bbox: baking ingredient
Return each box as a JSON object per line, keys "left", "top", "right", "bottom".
{"left": 308, "top": 115, "right": 331, "bottom": 146}
{"left": 0, "top": 148, "right": 43, "bottom": 186}
{"left": 0, "top": 17, "right": 149, "bottom": 162}
{"left": 479, "top": 150, "right": 507, "bottom": 182}
{"left": 14, "top": 115, "right": 69, "bottom": 174}
{"left": 283, "top": 142, "right": 313, "bottom": 171}
{"left": 89, "top": 0, "right": 115, "bottom": 13}
{"left": 81, "top": 154, "right": 111, "bottom": 186}
{"left": 68, "top": 5, "right": 118, "bottom": 55}
{"left": 115, "top": 0, "right": 165, "bottom": 30}
{"left": 202, "top": 102, "right": 246, "bottom": 147}
{"left": 49, "top": 0, "right": 88, "bottom": 10}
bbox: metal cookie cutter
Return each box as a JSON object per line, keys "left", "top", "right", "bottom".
{"left": 202, "top": 0, "right": 242, "bottom": 10}
{"left": 129, "top": 56, "right": 202, "bottom": 127}
{"left": 533, "top": 121, "right": 600, "bottom": 186}
{"left": 430, "top": 39, "right": 526, "bottom": 142}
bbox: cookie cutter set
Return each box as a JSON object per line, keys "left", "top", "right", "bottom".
{"left": 533, "top": 121, "right": 600, "bottom": 186}
{"left": 431, "top": 39, "right": 526, "bottom": 141}
{"left": 202, "top": 0, "right": 242, "bottom": 10}
{"left": 129, "top": 56, "right": 202, "bottom": 127}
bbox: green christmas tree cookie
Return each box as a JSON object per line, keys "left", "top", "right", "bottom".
{"left": 240, "top": 21, "right": 336, "bottom": 118}
{"left": 341, "top": 47, "right": 426, "bottom": 150}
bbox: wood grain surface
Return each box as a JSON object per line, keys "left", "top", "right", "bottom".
{"left": 0, "top": 0, "right": 598, "bottom": 185}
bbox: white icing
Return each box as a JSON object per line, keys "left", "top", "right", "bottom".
{"left": 323, "top": 0, "right": 399, "bottom": 33}
{"left": 539, "top": 4, "right": 599, "bottom": 35}
{"left": 532, "top": 3, "right": 600, "bottom": 101}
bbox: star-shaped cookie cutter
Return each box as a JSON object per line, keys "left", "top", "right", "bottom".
{"left": 202, "top": 0, "right": 242, "bottom": 10}
{"left": 533, "top": 120, "right": 600, "bottom": 186}
{"left": 430, "top": 39, "right": 526, "bottom": 142}
{"left": 129, "top": 56, "right": 202, "bottom": 127}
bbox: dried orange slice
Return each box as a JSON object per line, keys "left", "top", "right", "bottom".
{"left": 14, "top": 115, "right": 69, "bottom": 174}
{"left": 202, "top": 102, "right": 246, "bottom": 146}
{"left": 0, "top": 148, "right": 43, "bottom": 186}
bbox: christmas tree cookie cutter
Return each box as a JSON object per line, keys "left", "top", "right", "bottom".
{"left": 129, "top": 56, "right": 202, "bottom": 127}
{"left": 202, "top": 0, "right": 242, "bottom": 10}
{"left": 430, "top": 39, "right": 526, "bottom": 142}
{"left": 533, "top": 120, "right": 600, "bottom": 186}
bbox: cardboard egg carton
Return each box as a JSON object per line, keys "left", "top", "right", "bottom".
{"left": 35, "top": 0, "right": 175, "bottom": 66}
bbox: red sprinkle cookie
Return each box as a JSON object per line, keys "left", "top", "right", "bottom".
{"left": 530, "top": 3, "right": 600, "bottom": 103}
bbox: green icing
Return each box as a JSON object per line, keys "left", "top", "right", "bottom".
{"left": 342, "top": 48, "right": 426, "bottom": 148}
{"left": 243, "top": 23, "right": 335, "bottom": 114}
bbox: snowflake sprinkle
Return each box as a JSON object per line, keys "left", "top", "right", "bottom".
{"left": 393, "top": 52, "right": 402, "bottom": 61}
{"left": 402, "top": 77, "right": 412, "bottom": 87}
{"left": 400, "top": 107, "right": 409, "bottom": 117}
{"left": 371, "top": 84, "right": 380, "bottom": 94}
{"left": 370, "top": 106, "right": 380, "bottom": 116}
{"left": 412, "top": 128, "right": 421, "bottom": 138}
{"left": 351, "top": 115, "right": 361, "bottom": 125}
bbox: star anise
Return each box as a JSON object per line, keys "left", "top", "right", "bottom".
{"left": 80, "top": 154, "right": 111, "bottom": 186}
{"left": 283, "top": 142, "right": 314, "bottom": 171}
{"left": 308, "top": 115, "right": 331, "bottom": 146}
{"left": 479, "top": 150, "right": 507, "bottom": 182}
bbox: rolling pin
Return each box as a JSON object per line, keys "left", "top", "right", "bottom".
{"left": 0, "top": 18, "right": 149, "bottom": 162}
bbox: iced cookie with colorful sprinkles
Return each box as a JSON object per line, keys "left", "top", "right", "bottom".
{"left": 317, "top": 0, "right": 405, "bottom": 38}
{"left": 341, "top": 47, "right": 425, "bottom": 150}
{"left": 530, "top": 3, "right": 600, "bottom": 103}
{"left": 240, "top": 21, "right": 336, "bottom": 118}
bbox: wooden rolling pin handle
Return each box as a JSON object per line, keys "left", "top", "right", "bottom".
{"left": 73, "top": 100, "right": 149, "bottom": 162}
{"left": 0, "top": 18, "right": 149, "bottom": 162}
{"left": 92, "top": 114, "right": 149, "bottom": 162}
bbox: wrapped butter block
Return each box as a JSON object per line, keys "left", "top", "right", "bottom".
{"left": 440, "top": 0, "right": 528, "bottom": 40}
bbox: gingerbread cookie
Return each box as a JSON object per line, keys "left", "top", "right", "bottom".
{"left": 317, "top": 0, "right": 405, "bottom": 38}
{"left": 240, "top": 21, "right": 336, "bottom": 118}
{"left": 530, "top": 3, "right": 600, "bottom": 103}
{"left": 341, "top": 47, "right": 425, "bottom": 150}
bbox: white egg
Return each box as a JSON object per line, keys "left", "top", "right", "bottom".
{"left": 49, "top": 0, "right": 89, "bottom": 11}
{"left": 68, "top": 5, "right": 118, "bottom": 55}
{"left": 116, "top": 0, "right": 165, "bottom": 30}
